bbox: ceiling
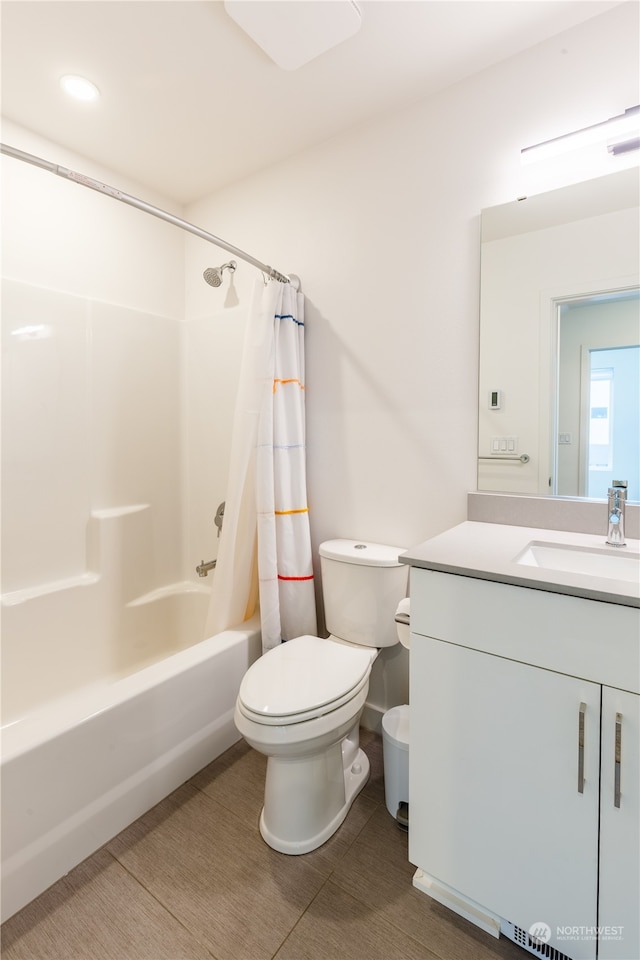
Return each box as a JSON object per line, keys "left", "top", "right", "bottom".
{"left": 0, "top": 0, "right": 623, "bottom": 205}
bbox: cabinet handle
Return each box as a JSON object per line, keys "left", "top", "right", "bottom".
{"left": 614, "top": 712, "right": 622, "bottom": 808}
{"left": 578, "top": 702, "right": 586, "bottom": 794}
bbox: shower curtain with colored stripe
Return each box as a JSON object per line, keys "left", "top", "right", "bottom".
{"left": 205, "top": 278, "right": 317, "bottom": 653}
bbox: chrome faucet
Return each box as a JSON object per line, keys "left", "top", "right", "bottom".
{"left": 606, "top": 480, "right": 627, "bottom": 547}
{"left": 196, "top": 558, "right": 217, "bottom": 577}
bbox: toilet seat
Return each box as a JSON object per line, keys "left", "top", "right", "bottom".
{"left": 237, "top": 634, "right": 375, "bottom": 726}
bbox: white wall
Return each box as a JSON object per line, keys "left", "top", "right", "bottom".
{"left": 186, "top": 3, "right": 639, "bottom": 546}
{"left": 184, "top": 2, "right": 639, "bottom": 716}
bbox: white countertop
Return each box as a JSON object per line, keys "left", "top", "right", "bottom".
{"left": 401, "top": 521, "right": 640, "bottom": 608}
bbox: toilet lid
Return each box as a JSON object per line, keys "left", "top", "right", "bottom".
{"left": 238, "top": 635, "right": 374, "bottom": 720}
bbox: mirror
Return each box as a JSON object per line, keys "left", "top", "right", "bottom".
{"left": 478, "top": 168, "right": 640, "bottom": 500}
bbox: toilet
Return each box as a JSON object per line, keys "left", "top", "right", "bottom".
{"left": 234, "top": 539, "right": 408, "bottom": 855}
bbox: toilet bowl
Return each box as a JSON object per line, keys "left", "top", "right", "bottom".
{"left": 234, "top": 539, "right": 408, "bottom": 855}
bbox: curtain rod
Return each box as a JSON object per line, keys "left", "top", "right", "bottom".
{"left": 0, "top": 142, "right": 291, "bottom": 284}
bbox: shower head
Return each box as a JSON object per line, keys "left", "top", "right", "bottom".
{"left": 203, "top": 267, "right": 223, "bottom": 287}
{"left": 203, "top": 260, "right": 237, "bottom": 287}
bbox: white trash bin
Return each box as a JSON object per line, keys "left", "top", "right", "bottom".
{"left": 382, "top": 704, "right": 409, "bottom": 825}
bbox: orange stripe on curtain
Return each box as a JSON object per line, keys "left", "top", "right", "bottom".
{"left": 273, "top": 378, "right": 305, "bottom": 392}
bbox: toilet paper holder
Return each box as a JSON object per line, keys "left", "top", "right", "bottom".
{"left": 394, "top": 611, "right": 410, "bottom": 626}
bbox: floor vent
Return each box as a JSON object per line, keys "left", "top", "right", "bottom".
{"left": 501, "top": 920, "right": 574, "bottom": 960}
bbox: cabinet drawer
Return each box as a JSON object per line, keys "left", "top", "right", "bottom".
{"left": 409, "top": 568, "right": 639, "bottom": 693}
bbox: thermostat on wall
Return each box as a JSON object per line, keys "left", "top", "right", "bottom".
{"left": 488, "top": 390, "right": 503, "bottom": 410}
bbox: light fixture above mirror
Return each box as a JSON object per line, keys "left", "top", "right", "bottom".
{"left": 521, "top": 105, "right": 640, "bottom": 164}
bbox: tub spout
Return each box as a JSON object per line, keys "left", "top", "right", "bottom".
{"left": 196, "top": 559, "right": 217, "bottom": 577}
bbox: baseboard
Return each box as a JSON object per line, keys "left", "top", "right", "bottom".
{"left": 361, "top": 701, "right": 385, "bottom": 734}
{"left": 412, "top": 868, "right": 501, "bottom": 939}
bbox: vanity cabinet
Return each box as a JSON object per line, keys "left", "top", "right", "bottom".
{"left": 409, "top": 568, "right": 639, "bottom": 960}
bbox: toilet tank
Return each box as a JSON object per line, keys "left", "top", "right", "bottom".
{"left": 319, "top": 540, "right": 408, "bottom": 648}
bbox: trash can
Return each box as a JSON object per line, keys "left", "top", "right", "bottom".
{"left": 382, "top": 704, "right": 409, "bottom": 827}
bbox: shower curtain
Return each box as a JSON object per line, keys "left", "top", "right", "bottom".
{"left": 205, "top": 278, "right": 317, "bottom": 653}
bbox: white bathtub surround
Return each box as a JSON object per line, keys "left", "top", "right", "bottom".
{"left": 1, "top": 280, "right": 183, "bottom": 598}
{"left": 207, "top": 279, "right": 317, "bottom": 651}
{"left": 0, "top": 252, "right": 265, "bottom": 921}
{"left": 0, "top": 270, "right": 240, "bottom": 716}
{"left": 0, "top": 615, "right": 261, "bottom": 923}
{"left": 1, "top": 511, "right": 211, "bottom": 720}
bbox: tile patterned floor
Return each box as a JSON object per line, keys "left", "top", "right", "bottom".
{"left": 1, "top": 730, "right": 527, "bottom": 960}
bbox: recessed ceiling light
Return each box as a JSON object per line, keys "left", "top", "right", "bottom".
{"left": 59, "top": 74, "right": 100, "bottom": 102}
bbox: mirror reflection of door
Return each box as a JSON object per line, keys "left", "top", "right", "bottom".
{"left": 580, "top": 346, "right": 640, "bottom": 500}
{"left": 583, "top": 346, "right": 640, "bottom": 499}
{"left": 555, "top": 290, "right": 640, "bottom": 499}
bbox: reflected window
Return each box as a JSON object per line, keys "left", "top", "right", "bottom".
{"left": 555, "top": 292, "right": 639, "bottom": 499}
{"left": 585, "top": 346, "right": 639, "bottom": 499}
{"left": 588, "top": 366, "right": 613, "bottom": 472}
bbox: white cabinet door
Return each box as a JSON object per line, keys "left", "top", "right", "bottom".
{"left": 599, "top": 688, "right": 640, "bottom": 960}
{"left": 409, "top": 637, "right": 601, "bottom": 960}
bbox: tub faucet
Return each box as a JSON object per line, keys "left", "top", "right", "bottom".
{"left": 196, "top": 558, "right": 217, "bottom": 577}
{"left": 214, "top": 501, "right": 225, "bottom": 538}
{"left": 606, "top": 480, "right": 627, "bottom": 547}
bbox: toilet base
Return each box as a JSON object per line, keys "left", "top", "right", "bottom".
{"left": 259, "top": 739, "right": 370, "bottom": 855}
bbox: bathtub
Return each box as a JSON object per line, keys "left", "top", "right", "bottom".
{"left": 0, "top": 606, "right": 261, "bottom": 922}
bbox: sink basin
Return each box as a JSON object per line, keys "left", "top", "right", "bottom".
{"left": 515, "top": 541, "right": 640, "bottom": 583}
